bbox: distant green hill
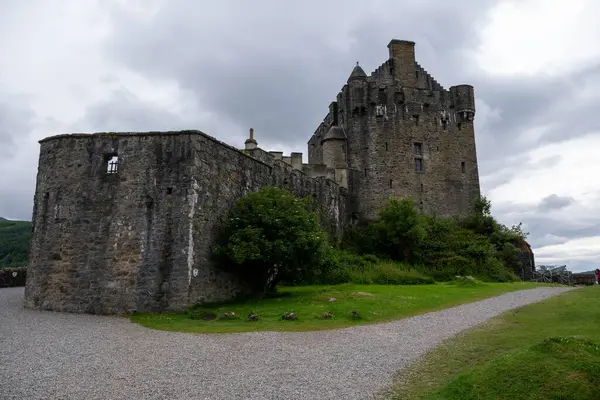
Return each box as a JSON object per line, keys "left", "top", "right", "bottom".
{"left": 0, "top": 220, "right": 32, "bottom": 268}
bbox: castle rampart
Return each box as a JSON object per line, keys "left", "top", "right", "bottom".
{"left": 25, "top": 130, "right": 346, "bottom": 314}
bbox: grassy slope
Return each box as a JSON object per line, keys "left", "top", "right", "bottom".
{"left": 131, "top": 281, "right": 547, "bottom": 334}
{"left": 0, "top": 220, "right": 31, "bottom": 268}
{"left": 383, "top": 286, "right": 600, "bottom": 400}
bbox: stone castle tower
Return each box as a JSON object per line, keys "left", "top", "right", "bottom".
{"left": 306, "top": 39, "right": 480, "bottom": 221}
{"left": 24, "top": 39, "right": 482, "bottom": 315}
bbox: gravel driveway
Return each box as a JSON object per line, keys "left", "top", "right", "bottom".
{"left": 0, "top": 286, "right": 572, "bottom": 400}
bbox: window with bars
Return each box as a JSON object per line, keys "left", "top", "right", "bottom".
{"left": 105, "top": 154, "right": 119, "bottom": 174}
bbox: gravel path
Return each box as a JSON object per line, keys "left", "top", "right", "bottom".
{"left": 0, "top": 286, "right": 572, "bottom": 400}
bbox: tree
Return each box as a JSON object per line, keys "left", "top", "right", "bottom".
{"left": 213, "top": 187, "right": 327, "bottom": 293}
{"left": 374, "top": 198, "right": 426, "bottom": 263}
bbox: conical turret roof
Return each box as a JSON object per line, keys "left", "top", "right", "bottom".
{"left": 348, "top": 62, "right": 367, "bottom": 82}
{"left": 322, "top": 126, "right": 347, "bottom": 143}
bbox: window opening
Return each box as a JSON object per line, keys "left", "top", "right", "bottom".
{"left": 415, "top": 158, "right": 424, "bottom": 172}
{"left": 106, "top": 155, "right": 119, "bottom": 174}
{"left": 389, "top": 179, "right": 393, "bottom": 188}
{"left": 461, "top": 162, "right": 466, "bottom": 173}
{"left": 413, "top": 142, "right": 423, "bottom": 155}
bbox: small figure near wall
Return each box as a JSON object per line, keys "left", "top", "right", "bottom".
{"left": 595, "top": 268, "right": 600, "bottom": 284}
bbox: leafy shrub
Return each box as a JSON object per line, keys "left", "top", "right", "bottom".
{"left": 341, "top": 196, "right": 528, "bottom": 284}
{"left": 213, "top": 187, "right": 328, "bottom": 293}
{"left": 349, "top": 262, "right": 434, "bottom": 285}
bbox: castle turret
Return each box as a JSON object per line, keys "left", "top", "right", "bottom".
{"left": 387, "top": 39, "right": 417, "bottom": 86}
{"left": 321, "top": 126, "right": 347, "bottom": 169}
{"left": 450, "top": 85, "right": 476, "bottom": 121}
{"left": 348, "top": 63, "right": 368, "bottom": 116}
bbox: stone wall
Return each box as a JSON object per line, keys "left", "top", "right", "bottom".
{"left": 515, "top": 238, "right": 535, "bottom": 281}
{"left": 306, "top": 39, "right": 481, "bottom": 221}
{"left": 25, "top": 131, "right": 347, "bottom": 315}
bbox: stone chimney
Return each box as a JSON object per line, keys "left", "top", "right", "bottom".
{"left": 244, "top": 128, "right": 258, "bottom": 150}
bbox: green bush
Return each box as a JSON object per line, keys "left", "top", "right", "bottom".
{"left": 213, "top": 186, "right": 328, "bottom": 293}
{"left": 350, "top": 262, "right": 435, "bottom": 285}
{"left": 340, "top": 196, "right": 528, "bottom": 284}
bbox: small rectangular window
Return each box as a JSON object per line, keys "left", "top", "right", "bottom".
{"left": 105, "top": 154, "right": 119, "bottom": 174}
{"left": 385, "top": 142, "right": 388, "bottom": 151}
{"left": 415, "top": 70, "right": 420, "bottom": 79}
{"left": 461, "top": 162, "right": 466, "bottom": 173}
{"left": 389, "top": 179, "right": 393, "bottom": 188}
{"left": 415, "top": 158, "right": 424, "bottom": 172}
{"left": 413, "top": 115, "right": 419, "bottom": 125}
{"left": 413, "top": 142, "right": 423, "bottom": 155}
{"left": 442, "top": 119, "right": 448, "bottom": 130}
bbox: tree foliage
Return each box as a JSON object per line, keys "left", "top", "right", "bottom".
{"left": 0, "top": 220, "right": 31, "bottom": 268}
{"left": 343, "top": 195, "right": 528, "bottom": 281}
{"left": 213, "top": 187, "right": 328, "bottom": 293}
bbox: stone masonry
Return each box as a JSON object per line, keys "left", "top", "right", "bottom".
{"left": 24, "top": 39, "right": 484, "bottom": 315}
{"left": 24, "top": 131, "right": 346, "bottom": 314}
{"left": 308, "top": 39, "right": 481, "bottom": 220}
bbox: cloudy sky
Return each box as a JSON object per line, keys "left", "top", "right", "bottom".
{"left": 1, "top": 0, "right": 599, "bottom": 272}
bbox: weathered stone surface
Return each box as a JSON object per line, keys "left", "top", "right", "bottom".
{"left": 282, "top": 312, "right": 297, "bottom": 320}
{"left": 308, "top": 39, "right": 481, "bottom": 221}
{"left": 24, "top": 130, "right": 347, "bottom": 315}
{"left": 515, "top": 238, "right": 535, "bottom": 280}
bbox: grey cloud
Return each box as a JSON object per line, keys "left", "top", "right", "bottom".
{"left": 537, "top": 194, "right": 575, "bottom": 212}
{"left": 103, "top": 0, "right": 499, "bottom": 151}
{"left": 73, "top": 88, "right": 191, "bottom": 133}
{"left": 0, "top": 94, "right": 36, "bottom": 157}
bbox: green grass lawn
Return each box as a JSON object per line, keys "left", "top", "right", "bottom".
{"left": 131, "top": 281, "right": 547, "bottom": 334}
{"left": 382, "top": 286, "right": 600, "bottom": 400}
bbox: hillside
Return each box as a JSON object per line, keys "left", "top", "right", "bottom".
{"left": 0, "top": 220, "right": 32, "bottom": 268}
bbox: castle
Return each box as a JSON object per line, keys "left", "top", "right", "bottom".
{"left": 24, "top": 39, "right": 481, "bottom": 314}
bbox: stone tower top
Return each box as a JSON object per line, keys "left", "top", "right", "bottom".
{"left": 348, "top": 63, "right": 367, "bottom": 82}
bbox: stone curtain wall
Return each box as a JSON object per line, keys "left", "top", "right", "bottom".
{"left": 25, "top": 133, "right": 199, "bottom": 314}
{"left": 25, "top": 131, "right": 347, "bottom": 315}
{"left": 0, "top": 267, "right": 27, "bottom": 288}
{"left": 187, "top": 133, "right": 347, "bottom": 305}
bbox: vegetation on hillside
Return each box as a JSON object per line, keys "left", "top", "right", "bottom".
{"left": 384, "top": 286, "right": 600, "bottom": 400}
{"left": 0, "top": 220, "right": 31, "bottom": 268}
{"left": 214, "top": 187, "right": 529, "bottom": 292}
